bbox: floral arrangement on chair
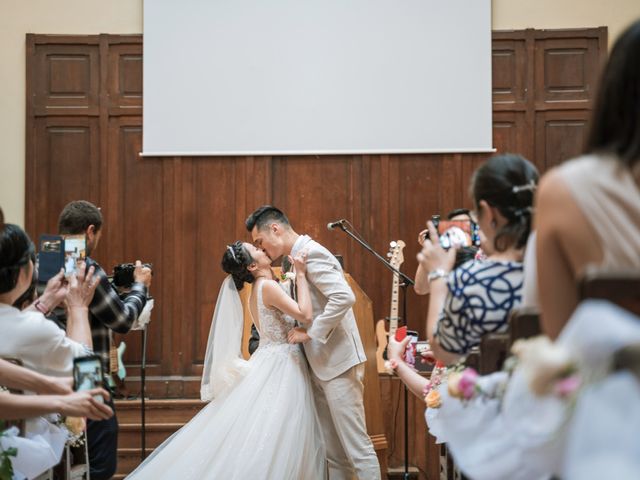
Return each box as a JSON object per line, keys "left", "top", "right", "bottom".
{"left": 425, "top": 336, "right": 583, "bottom": 410}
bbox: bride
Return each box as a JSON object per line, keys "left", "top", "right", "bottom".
{"left": 127, "top": 241, "right": 326, "bottom": 479}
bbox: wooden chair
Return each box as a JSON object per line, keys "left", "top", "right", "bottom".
{"left": 508, "top": 307, "right": 541, "bottom": 347}
{"left": 579, "top": 269, "right": 640, "bottom": 316}
{"left": 478, "top": 333, "right": 509, "bottom": 375}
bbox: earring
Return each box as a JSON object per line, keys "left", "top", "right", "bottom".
{"left": 491, "top": 220, "right": 497, "bottom": 228}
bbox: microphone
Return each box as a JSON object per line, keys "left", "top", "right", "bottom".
{"left": 327, "top": 219, "right": 346, "bottom": 230}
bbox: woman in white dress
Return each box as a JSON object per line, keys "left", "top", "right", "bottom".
{"left": 127, "top": 241, "right": 326, "bottom": 479}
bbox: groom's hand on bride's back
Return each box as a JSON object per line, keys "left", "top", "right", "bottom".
{"left": 287, "top": 327, "right": 311, "bottom": 344}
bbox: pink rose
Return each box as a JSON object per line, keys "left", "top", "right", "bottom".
{"left": 458, "top": 368, "right": 479, "bottom": 400}
{"left": 554, "top": 375, "right": 581, "bottom": 397}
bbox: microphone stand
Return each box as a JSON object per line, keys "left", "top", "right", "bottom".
{"left": 331, "top": 222, "right": 414, "bottom": 480}
{"left": 140, "top": 323, "right": 148, "bottom": 461}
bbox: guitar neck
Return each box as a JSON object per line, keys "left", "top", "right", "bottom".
{"left": 388, "top": 271, "right": 400, "bottom": 336}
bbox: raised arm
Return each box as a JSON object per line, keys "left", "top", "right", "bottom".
{"left": 262, "top": 248, "right": 313, "bottom": 324}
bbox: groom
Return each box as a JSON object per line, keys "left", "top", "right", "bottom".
{"left": 246, "top": 206, "right": 381, "bottom": 480}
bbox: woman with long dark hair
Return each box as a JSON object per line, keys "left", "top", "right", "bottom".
{"left": 535, "top": 19, "right": 640, "bottom": 339}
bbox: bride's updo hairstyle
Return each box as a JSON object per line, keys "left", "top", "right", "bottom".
{"left": 221, "top": 241, "right": 255, "bottom": 290}
{"left": 0, "top": 207, "right": 35, "bottom": 295}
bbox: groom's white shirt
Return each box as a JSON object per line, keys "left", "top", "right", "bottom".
{"left": 291, "top": 235, "right": 366, "bottom": 381}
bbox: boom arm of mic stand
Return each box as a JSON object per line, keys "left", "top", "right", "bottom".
{"left": 334, "top": 223, "right": 414, "bottom": 286}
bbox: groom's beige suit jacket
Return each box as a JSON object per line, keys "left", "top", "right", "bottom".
{"left": 292, "top": 235, "right": 366, "bottom": 381}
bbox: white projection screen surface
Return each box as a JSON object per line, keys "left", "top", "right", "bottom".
{"left": 143, "top": 0, "right": 492, "bottom": 156}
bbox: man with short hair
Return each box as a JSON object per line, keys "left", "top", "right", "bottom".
{"left": 246, "top": 205, "right": 380, "bottom": 480}
{"left": 58, "top": 200, "right": 152, "bottom": 480}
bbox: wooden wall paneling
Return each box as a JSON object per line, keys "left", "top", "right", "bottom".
{"left": 182, "top": 158, "right": 247, "bottom": 384}
{"left": 31, "top": 40, "right": 100, "bottom": 117}
{"left": 31, "top": 116, "right": 101, "bottom": 235}
{"left": 108, "top": 117, "right": 167, "bottom": 380}
{"left": 363, "top": 154, "right": 391, "bottom": 331}
{"left": 106, "top": 36, "right": 143, "bottom": 115}
{"left": 533, "top": 28, "right": 607, "bottom": 111}
{"left": 270, "top": 155, "right": 359, "bottom": 268}
{"left": 492, "top": 111, "right": 530, "bottom": 158}
{"left": 534, "top": 110, "right": 591, "bottom": 171}
{"left": 491, "top": 32, "right": 528, "bottom": 110}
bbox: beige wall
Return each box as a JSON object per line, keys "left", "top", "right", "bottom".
{"left": 1, "top": 0, "right": 639, "bottom": 226}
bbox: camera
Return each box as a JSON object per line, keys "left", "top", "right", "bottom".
{"left": 112, "top": 262, "right": 153, "bottom": 288}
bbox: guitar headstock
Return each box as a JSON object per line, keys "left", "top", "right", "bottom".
{"left": 386, "top": 240, "right": 406, "bottom": 269}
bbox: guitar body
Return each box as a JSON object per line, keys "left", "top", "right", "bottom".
{"left": 108, "top": 340, "right": 129, "bottom": 398}
{"left": 375, "top": 319, "right": 389, "bottom": 373}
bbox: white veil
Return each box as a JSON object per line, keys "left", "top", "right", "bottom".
{"left": 200, "top": 275, "right": 251, "bottom": 402}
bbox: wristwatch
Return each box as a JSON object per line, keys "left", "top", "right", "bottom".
{"left": 427, "top": 269, "right": 449, "bottom": 283}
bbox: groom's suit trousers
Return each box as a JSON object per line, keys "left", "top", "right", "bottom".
{"left": 311, "top": 363, "right": 381, "bottom": 480}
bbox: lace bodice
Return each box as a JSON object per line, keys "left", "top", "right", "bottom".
{"left": 255, "top": 280, "right": 297, "bottom": 347}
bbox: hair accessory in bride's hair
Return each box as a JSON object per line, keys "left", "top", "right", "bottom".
{"left": 512, "top": 180, "right": 537, "bottom": 194}
{"left": 227, "top": 245, "right": 237, "bottom": 262}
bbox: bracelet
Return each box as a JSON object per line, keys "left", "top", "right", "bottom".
{"left": 427, "top": 269, "right": 449, "bottom": 283}
{"left": 33, "top": 299, "right": 50, "bottom": 316}
{"left": 384, "top": 359, "right": 399, "bottom": 375}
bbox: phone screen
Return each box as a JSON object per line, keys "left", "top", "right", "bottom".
{"left": 436, "top": 219, "right": 481, "bottom": 249}
{"left": 63, "top": 234, "right": 87, "bottom": 278}
{"left": 73, "top": 355, "right": 104, "bottom": 403}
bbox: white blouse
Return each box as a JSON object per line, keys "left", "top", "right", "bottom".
{"left": 0, "top": 303, "right": 88, "bottom": 376}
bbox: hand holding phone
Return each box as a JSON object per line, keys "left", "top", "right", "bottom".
{"left": 395, "top": 327, "right": 419, "bottom": 367}
{"left": 73, "top": 356, "right": 104, "bottom": 404}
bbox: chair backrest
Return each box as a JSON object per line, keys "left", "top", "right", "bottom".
{"left": 478, "top": 333, "right": 509, "bottom": 375}
{"left": 579, "top": 269, "right": 640, "bottom": 316}
{"left": 508, "top": 307, "right": 542, "bottom": 346}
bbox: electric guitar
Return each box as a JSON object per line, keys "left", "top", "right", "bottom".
{"left": 375, "top": 240, "right": 406, "bottom": 373}
{"left": 108, "top": 336, "right": 128, "bottom": 398}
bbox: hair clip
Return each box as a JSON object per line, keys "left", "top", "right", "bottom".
{"left": 514, "top": 206, "right": 535, "bottom": 217}
{"left": 227, "top": 245, "right": 237, "bottom": 261}
{"left": 512, "top": 180, "right": 537, "bottom": 194}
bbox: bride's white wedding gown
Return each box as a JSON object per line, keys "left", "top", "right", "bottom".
{"left": 127, "top": 281, "right": 326, "bottom": 479}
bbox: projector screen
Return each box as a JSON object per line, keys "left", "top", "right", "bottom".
{"left": 143, "top": 0, "right": 492, "bottom": 156}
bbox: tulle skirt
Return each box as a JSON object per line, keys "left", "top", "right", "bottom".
{"left": 127, "top": 343, "right": 326, "bottom": 480}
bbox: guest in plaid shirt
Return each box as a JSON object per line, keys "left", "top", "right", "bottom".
{"left": 58, "top": 200, "right": 152, "bottom": 480}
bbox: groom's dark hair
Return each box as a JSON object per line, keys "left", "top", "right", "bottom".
{"left": 245, "top": 205, "right": 291, "bottom": 231}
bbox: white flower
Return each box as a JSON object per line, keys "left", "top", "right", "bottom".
{"left": 284, "top": 272, "right": 296, "bottom": 281}
{"left": 512, "top": 336, "right": 575, "bottom": 396}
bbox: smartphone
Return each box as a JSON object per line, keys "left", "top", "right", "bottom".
{"left": 38, "top": 235, "right": 64, "bottom": 283}
{"left": 395, "top": 327, "right": 419, "bottom": 367}
{"left": 73, "top": 355, "right": 104, "bottom": 403}
{"left": 63, "top": 234, "right": 87, "bottom": 278}
{"left": 38, "top": 234, "right": 87, "bottom": 283}
{"left": 426, "top": 218, "right": 481, "bottom": 250}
